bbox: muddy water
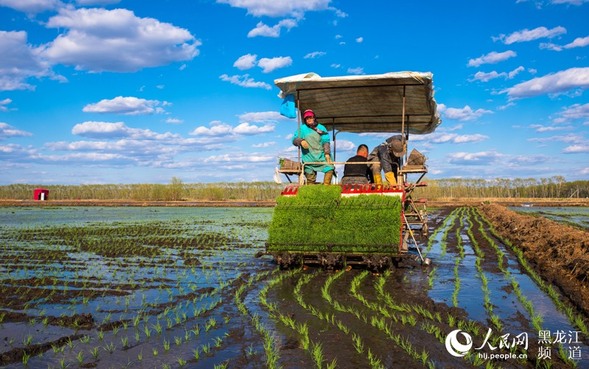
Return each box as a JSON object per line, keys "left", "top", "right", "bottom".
{"left": 1, "top": 206, "right": 588, "bottom": 368}
{"left": 425, "top": 207, "right": 589, "bottom": 364}
{"left": 510, "top": 206, "right": 589, "bottom": 230}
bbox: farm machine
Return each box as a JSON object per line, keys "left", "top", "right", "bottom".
{"left": 266, "top": 72, "right": 441, "bottom": 269}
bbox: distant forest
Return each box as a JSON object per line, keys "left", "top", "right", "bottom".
{"left": 1, "top": 176, "right": 587, "bottom": 202}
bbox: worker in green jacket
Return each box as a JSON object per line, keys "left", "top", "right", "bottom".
{"left": 292, "top": 109, "right": 335, "bottom": 184}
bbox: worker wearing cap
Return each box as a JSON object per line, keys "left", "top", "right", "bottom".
{"left": 368, "top": 135, "right": 406, "bottom": 186}
{"left": 292, "top": 109, "right": 335, "bottom": 184}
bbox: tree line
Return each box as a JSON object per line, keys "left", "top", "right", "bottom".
{"left": 418, "top": 176, "right": 588, "bottom": 199}
{"left": 0, "top": 176, "right": 587, "bottom": 201}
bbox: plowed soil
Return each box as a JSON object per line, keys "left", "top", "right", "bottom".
{"left": 478, "top": 204, "right": 589, "bottom": 316}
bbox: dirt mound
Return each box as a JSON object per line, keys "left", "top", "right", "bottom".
{"left": 479, "top": 203, "right": 589, "bottom": 315}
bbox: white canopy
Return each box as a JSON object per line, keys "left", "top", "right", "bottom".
{"left": 274, "top": 71, "right": 441, "bottom": 135}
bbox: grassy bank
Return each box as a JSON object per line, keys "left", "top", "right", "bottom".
{"left": 1, "top": 177, "right": 587, "bottom": 203}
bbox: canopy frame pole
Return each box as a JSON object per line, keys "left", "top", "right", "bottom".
{"left": 330, "top": 118, "right": 336, "bottom": 162}
{"left": 296, "top": 91, "right": 302, "bottom": 164}
{"left": 401, "top": 86, "right": 409, "bottom": 165}
{"left": 401, "top": 85, "right": 406, "bottom": 140}
{"left": 296, "top": 91, "right": 305, "bottom": 185}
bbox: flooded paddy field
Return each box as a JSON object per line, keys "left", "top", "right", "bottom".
{"left": 0, "top": 206, "right": 588, "bottom": 368}
{"left": 510, "top": 206, "right": 589, "bottom": 230}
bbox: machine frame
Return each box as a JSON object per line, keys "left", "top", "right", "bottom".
{"left": 268, "top": 71, "right": 441, "bottom": 268}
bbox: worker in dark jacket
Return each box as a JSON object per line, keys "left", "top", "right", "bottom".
{"left": 368, "top": 135, "right": 405, "bottom": 185}
{"left": 341, "top": 144, "right": 372, "bottom": 185}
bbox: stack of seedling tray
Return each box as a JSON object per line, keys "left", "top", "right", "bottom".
{"left": 267, "top": 185, "right": 402, "bottom": 254}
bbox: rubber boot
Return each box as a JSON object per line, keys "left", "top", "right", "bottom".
{"left": 305, "top": 171, "right": 317, "bottom": 184}
{"left": 384, "top": 172, "right": 397, "bottom": 186}
{"left": 323, "top": 170, "right": 334, "bottom": 185}
{"left": 373, "top": 173, "right": 382, "bottom": 185}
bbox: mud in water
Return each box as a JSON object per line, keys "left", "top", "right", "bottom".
{"left": 0, "top": 205, "right": 588, "bottom": 368}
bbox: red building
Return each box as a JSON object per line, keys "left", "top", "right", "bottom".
{"left": 33, "top": 188, "right": 49, "bottom": 201}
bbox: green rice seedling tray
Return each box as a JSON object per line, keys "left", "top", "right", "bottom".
{"left": 267, "top": 185, "right": 402, "bottom": 254}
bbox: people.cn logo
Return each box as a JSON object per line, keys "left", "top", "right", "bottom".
{"left": 445, "top": 329, "right": 473, "bottom": 357}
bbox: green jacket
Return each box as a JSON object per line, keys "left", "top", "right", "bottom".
{"left": 293, "top": 123, "right": 334, "bottom": 174}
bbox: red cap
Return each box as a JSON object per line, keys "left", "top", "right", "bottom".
{"left": 303, "top": 109, "right": 315, "bottom": 119}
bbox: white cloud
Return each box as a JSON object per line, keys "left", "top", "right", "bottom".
{"left": 248, "top": 22, "right": 277, "bottom": 38}
{"left": 42, "top": 8, "right": 200, "bottom": 72}
{"left": 505, "top": 67, "right": 589, "bottom": 99}
{"left": 233, "top": 54, "right": 292, "bottom": 73}
{"left": 355, "top": 37, "right": 363, "bottom": 43}
{"left": 216, "top": 0, "right": 331, "bottom": 18}
{"left": 507, "top": 154, "right": 550, "bottom": 166}
{"left": 453, "top": 134, "right": 489, "bottom": 143}
{"left": 528, "top": 133, "right": 584, "bottom": 144}
{"left": 471, "top": 66, "right": 525, "bottom": 82}
{"left": 40, "top": 151, "right": 132, "bottom": 165}
{"left": 247, "top": 19, "right": 297, "bottom": 38}
{"left": 72, "top": 121, "right": 129, "bottom": 138}
{"left": 83, "top": 96, "right": 169, "bottom": 115}
{"left": 12, "top": 117, "right": 272, "bottom": 170}
{"left": 541, "top": 35, "right": 589, "bottom": 51}
{"left": 190, "top": 121, "right": 234, "bottom": 137}
{"left": 46, "top": 140, "right": 117, "bottom": 151}
{"left": 0, "top": 143, "right": 36, "bottom": 160}
{"left": 472, "top": 71, "right": 503, "bottom": 82}
{"left": 233, "top": 122, "right": 274, "bottom": 135}
{"left": 252, "top": 141, "right": 275, "bottom": 148}
{"left": 219, "top": 74, "right": 271, "bottom": 89}
{"left": 551, "top": 103, "right": 589, "bottom": 124}
{"left": 72, "top": 121, "right": 182, "bottom": 141}
{"left": 540, "top": 42, "right": 561, "bottom": 51}
{"left": 165, "top": 118, "right": 183, "bottom": 124}
{"left": 0, "top": 0, "right": 62, "bottom": 13}
{"left": 563, "top": 144, "right": 589, "bottom": 153}
{"left": 447, "top": 151, "right": 502, "bottom": 165}
{"left": 205, "top": 153, "right": 275, "bottom": 164}
{"left": 333, "top": 139, "right": 356, "bottom": 153}
{"left": 46, "top": 136, "right": 195, "bottom": 154}
{"left": 0, "top": 98, "right": 13, "bottom": 112}
{"left": 257, "top": 56, "right": 292, "bottom": 73}
{"left": 331, "top": 7, "right": 347, "bottom": 18}
{"left": 190, "top": 120, "right": 274, "bottom": 137}
{"left": 564, "top": 36, "right": 589, "bottom": 48}
{"left": 347, "top": 67, "right": 364, "bottom": 75}
{"left": 65, "top": 122, "right": 208, "bottom": 168}
{"left": 497, "top": 26, "right": 566, "bottom": 45}
{"left": 238, "top": 111, "right": 284, "bottom": 122}
{"left": 440, "top": 105, "right": 493, "bottom": 121}
{"left": 0, "top": 122, "right": 32, "bottom": 139}
{"left": 508, "top": 66, "right": 525, "bottom": 79}
{"left": 468, "top": 50, "right": 516, "bottom": 67}
{"left": 430, "top": 133, "right": 456, "bottom": 143}
{"left": 529, "top": 124, "right": 571, "bottom": 132}
{"left": 304, "top": 51, "right": 326, "bottom": 59}
{"left": 426, "top": 132, "right": 489, "bottom": 144}
{"left": 233, "top": 54, "right": 258, "bottom": 70}
{"left": 550, "top": 0, "right": 589, "bottom": 5}
{"left": 0, "top": 31, "right": 58, "bottom": 91}
{"left": 76, "top": 0, "right": 120, "bottom": 5}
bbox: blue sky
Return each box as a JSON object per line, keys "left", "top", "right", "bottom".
{"left": 0, "top": 0, "right": 588, "bottom": 185}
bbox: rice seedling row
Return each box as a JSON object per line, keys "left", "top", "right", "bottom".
{"left": 1, "top": 206, "right": 588, "bottom": 368}
{"left": 425, "top": 206, "right": 589, "bottom": 367}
